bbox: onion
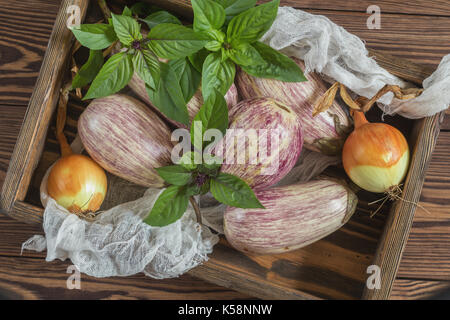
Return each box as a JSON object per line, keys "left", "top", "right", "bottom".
{"left": 47, "top": 154, "right": 107, "bottom": 213}
{"left": 342, "top": 111, "right": 410, "bottom": 193}
{"left": 47, "top": 85, "right": 107, "bottom": 214}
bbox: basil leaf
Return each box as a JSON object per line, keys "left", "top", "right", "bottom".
{"left": 71, "top": 24, "right": 117, "bottom": 50}
{"left": 71, "top": 50, "right": 103, "bottom": 89}
{"left": 133, "top": 49, "right": 160, "bottom": 89}
{"left": 147, "top": 23, "right": 208, "bottom": 60}
{"left": 227, "top": 41, "right": 264, "bottom": 66}
{"left": 188, "top": 48, "right": 209, "bottom": 73}
{"left": 156, "top": 165, "right": 192, "bottom": 186}
{"left": 111, "top": 13, "right": 142, "bottom": 46}
{"left": 214, "top": 0, "right": 257, "bottom": 21}
{"left": 201, "top": 29, "right": 226, "bottom": 42}
{"left": 227, "top": 0, "right": 279, "bottom": 43}
{"left": 168, "top": 58, "right": 201, "bottom": 103}
{"left": 210, "top": 173, "right": 264, "bottom": 209}
{"left": 190, "top": 90, "right": 228, "bottom": 149}
{"left": 142, "top": 11, "right": 182, "bottom": 29}
{"left": 192, "top": 0, "right": 226, "bottom": 32}
{"left": 84, "top": 52, "right": 133, "bottom": 100}
{"left": 146, "top": 62, "right": 189, "bottom": 125}
{"left": 122, "top": 6, "right": 132, "bottom": 16}
{"left": 144, "top": 185, "right": 189, "bottom": 227}
{"left": 241, "top": 42, "right": 306, "bottom": 82}
{"left": 201, "top": 52, "right": 235, "bottom": 100}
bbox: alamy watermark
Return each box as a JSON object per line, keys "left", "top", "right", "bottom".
{"left": 66, "top": 5, "right": 81, "bottom": 29}
{"left": 66, "top": 265, "right": 81, "bottom": 290}
{"left": 366, "top": 5, "right": 381, "bottom": 29}
{"left": 366, "top": 265, "right": 381, "bottom": 290}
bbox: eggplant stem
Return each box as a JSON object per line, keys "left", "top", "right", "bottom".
{"left": 189, "top": 196, "right": 202, "bottom": 224}
{"left": 313, "top": 82, "right": 423, "bottom": 116}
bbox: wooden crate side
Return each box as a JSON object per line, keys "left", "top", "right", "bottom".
{"left": 362, "top": 112, "right": 444, "bottom": 299}
{"left": 189, "top": 263, "right": 321, "bottom": 300}
{"left": 0, "top": 0, "right": 89, "bottom": 216}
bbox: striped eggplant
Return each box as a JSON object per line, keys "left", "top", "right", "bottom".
{"left": 215, "top": 97, "right": 303, "bottom": 190}
{"left": 224, "top": 178, "right": 358, "bottom": 254}
{"left": 128, "top": 70, "right": 239, "bottom": 128}
{"left": 236, "top": 57, "right": 351, "bottom": 155}
{"left": 78, "top": 94, "right": 173, "bottom": 187}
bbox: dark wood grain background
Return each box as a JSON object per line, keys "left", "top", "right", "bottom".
{"left": 0, "top": 0, "right": 449, "bottom": 299}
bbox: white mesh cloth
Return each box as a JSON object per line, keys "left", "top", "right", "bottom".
{"left": 22, "top": 162, "right": 219, "bottom": 279}
{"left": 22, "top": 6, "right": 449, "bottom": 279}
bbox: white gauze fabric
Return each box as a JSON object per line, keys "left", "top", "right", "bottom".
{"left": 261, "top": 7, "right": 450, "bottom": 118}
{"left": 22, "top": 159, "right": 218, "bottom": 279}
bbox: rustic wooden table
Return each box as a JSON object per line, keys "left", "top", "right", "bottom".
{"left": 1, "top": 0, "right": 449, "bottom": 300}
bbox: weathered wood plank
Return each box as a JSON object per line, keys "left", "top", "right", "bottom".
{"left": 163, "top": 0, "right": 450, "bottom": 17}
{"left": 0, "top": 255, "right": 252, "bottom": 300}
{"left": 0, "top": 0, "right": 61, "bottom": 106}
{"left": 390, "top": 279, "right": 450, "bottom": 300}
{"left": 0, "top": 105, "right": 26, "bottom": 195}
{"left": 396, "top": 131, "right": 450, "bottom": 280}
{"left": 276, "top": 0, "right": 450, "bottom": 17}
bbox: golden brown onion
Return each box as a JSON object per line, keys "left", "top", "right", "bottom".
{"left": 342, "top": 111, "right": 410, "bottom": 193}
{"left": 47, "top": 154, "right": 107, "bottom": 213}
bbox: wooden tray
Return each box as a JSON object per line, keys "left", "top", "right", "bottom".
{"left": 0, "top": 0, "right": 445, "bottom": 300}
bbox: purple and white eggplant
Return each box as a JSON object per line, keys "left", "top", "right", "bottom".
{"left": 78, "top": 94, "right": 173, "bottom": 187}
{"left": 224, "top": 178, "right": 358, "bottom": 254}
{"left": 215, "top": 97, "right": 303, "bottom": 190}
{"left": 236, "top": 57, "right": 351, "bottom": 155}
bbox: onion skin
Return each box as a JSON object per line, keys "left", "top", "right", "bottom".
{"left": 215, "top": 97, "right": 303, "bottom": 190}
{"left": 47, "top": 154, "right": 107, "bottom": 213}
{"left": 224, "top": 179, "right": 358, "bottom": 254}
{"left": 128, "top": 72, "right": 239, "bottom": 128}
{"left": 342, "top": 111, "right": 410, "bottom": 193}
{"left": 235, "top": 58, "right": 350, "bottom": 155}
{"left": 78, "top": 94, "right": 173, "bottom": 187}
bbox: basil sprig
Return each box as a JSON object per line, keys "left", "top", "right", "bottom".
{"left": 147, "top": 104, "right": 263, "bottom": 226}
{"left": 189, "top": 0, "right": 306, "bottom": 100}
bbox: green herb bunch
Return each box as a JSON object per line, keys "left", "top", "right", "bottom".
{"left": 70, "top": 0, "right": 307, "bottom": 227}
